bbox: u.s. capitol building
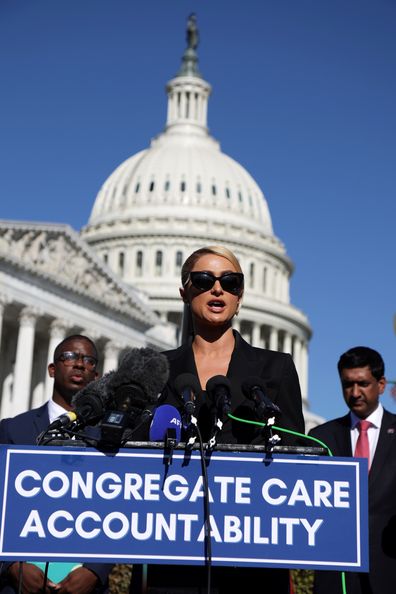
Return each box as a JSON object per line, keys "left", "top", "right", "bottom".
{"left": 0, "top": 17, "right": 322, "bottom": 430}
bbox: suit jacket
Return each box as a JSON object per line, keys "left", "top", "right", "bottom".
{"left": 309, "top": 410, "right": 396, "bottom": 594}
{"left": 0, "top": 403, "right": 111, "bottom": 594}
{"left": 161, "top": 330, "right": 305, "bottom": 445}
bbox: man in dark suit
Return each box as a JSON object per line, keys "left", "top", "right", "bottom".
{"left": 0, "top": 334, "right": 111, "bottom": 594}
{"left": 309, "top": 346, "right": 396, "bottom": 594}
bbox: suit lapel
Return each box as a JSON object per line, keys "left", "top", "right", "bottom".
{"left": 29, "top": 404, "right": 50, "bottom": 444}
{"left": 167, "top": 341, "right": 198, "bottom": 385}
{"left": 334, "top": 415, "right": 353, "bottom": 457}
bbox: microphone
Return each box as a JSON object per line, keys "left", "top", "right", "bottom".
{"left": 206, "top": 375, "right": 232, "bottom": 449}
{"left": 241, "top": 376, "right": 281, "bottom": 421}
{"left": 149, "top": 405, "right": 182, "bottom": 443}
{"left": 206, "top": 375, "right": 232, "bottom": 420}
{"left": 174, "top": 373, "right": 201, "bottom": 448}
{"left": 47, "top": 348, "right": 169, "bottom": 437}
{"left": 106, "top": 347, "right": 169, "bottom": 414}
{"left": 100, "top": 348, "right": 169, "bottom": 445}
{"left": 47, "top": 374, "right": 111, "bottom": 431}
{"left": 174, "top": 373, "right": 201, "bottom": 418}
{"left": 46, "top": 410, "right": 78, "bottom": 431}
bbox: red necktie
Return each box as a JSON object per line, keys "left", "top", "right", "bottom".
{"left": 354, "top": 419, "right": 371, "bottom": 470}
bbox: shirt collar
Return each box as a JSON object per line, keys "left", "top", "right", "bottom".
{"left": 350, "top": 403, "right": 383, "bottom": 430}
{"left": 48, "top": 398, "right": 69, "bottom": 424}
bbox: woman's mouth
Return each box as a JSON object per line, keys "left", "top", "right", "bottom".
{"left": 207, "top": 299, "right": 225, "bottom": 311}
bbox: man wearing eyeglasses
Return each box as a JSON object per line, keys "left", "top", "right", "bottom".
{"left": 0, "top": 334, "right": 111, "bottom": 594}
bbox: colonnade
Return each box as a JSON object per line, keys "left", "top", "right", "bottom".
{"left": 0, "top": 304, "right": 123, "bottom": 420}
{"left": 232, "top": 318, "right": 309, "bottom": 405}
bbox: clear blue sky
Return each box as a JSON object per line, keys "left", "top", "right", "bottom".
{"left": 1, "top": 0, "right": 395, "bottom": 421}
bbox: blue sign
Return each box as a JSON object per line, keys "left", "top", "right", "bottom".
{"left": 0, "top": 445, "right": 368, "bottom": 571}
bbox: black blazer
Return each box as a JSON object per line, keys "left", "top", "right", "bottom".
{"left": 309, "top": 410, "right": 396, "bottom": 594}
{"left": 130, "top": 332, "right": 303, "bottom": 593}
{"left": 161, "top": 331, "right": 305, "bottom": 446}
{"left": 0, "top": 404, "right": 111, "bottom": 593}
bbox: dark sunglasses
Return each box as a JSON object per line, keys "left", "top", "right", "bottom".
{"left": 189, "top": 271, "right": 244, "bottom": 294}
{"left": 55, "top": 351, "right": 98, "bottom": 370}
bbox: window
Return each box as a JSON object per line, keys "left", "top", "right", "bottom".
{"left": 181, "top": 181, "right": 186, "bottom": 192}
{"left": 136, "top": 250, "right": 143, "bottom": 276}
{"left": 135, "top": 182, "right": 140, "bottom": 194}
{"left": 155, "top": 250, "right": 163, "bottom": 276}
{"left": 175, "top": 250, "right": 183, "bottom": 273}
{"left": 262, "top": 266, "right": 268, "bottom": 292}
{"left": 164, "top": 180, "right": 170, "bottom": 192}
{"left": 103, "top": 253, "right": 108, "bottom": 264}
{"left": 225, "top": 188, "right": 231, "bottom": 199}
{"left": 249, "top": 262, "right": 255, "bottom": 288}
{"left": 212, "top": 185, "right": 217, "bottom": 196}
{"left": 196, "top": 182, "right": 202, "bottom": 193}
{"left": 119, "top": 252, "right": 125, "bottom": 275}
{"left": 149, "top": 181, "right": 155, "bottom": 192}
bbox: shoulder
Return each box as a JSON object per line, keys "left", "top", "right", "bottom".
{"left": 235, "top": 332, "right": 293, "bottom": 365}
{"left": 0, "top": 404, "right": 49, "bottom": 444}
{"left": 1, "top": 404, "right": 48, "bottom": 426}
{"left": 162, "top": 343, "right": 190, "bottom": 362}
{"left": 382, "top": 408, "right": 396, "bottom": 422}
{"left": 309, "top": 415, "right": 349, "bottom": 437}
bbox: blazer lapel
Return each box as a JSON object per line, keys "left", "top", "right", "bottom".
{"left": 334, "top": 415, "right": 353, "bottom": 457}
{"left": 32, "top": 404, "right": 50, "bottom": 443}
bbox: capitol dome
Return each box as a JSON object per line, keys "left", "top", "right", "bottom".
{"left": 82, "top": 17, "right": 313, "bottom": 414}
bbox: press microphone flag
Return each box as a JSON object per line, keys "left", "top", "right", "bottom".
{"left": 149, "top": 405, "right": 182, "bottom": 442}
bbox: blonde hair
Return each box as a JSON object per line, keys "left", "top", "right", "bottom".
{"left": 181, "top": 245, "right": 243, "bottom": 286}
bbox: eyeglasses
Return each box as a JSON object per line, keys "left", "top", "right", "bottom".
{"left": 55, "top": 351, "right": 98, "bottom": 370}
{"left": 189, "top": 271, "right": 244, "bottom": 294}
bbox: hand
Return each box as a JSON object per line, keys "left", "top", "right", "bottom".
{"left": 56, "top": 566, "right": 99, "bottom": 594}
{"left": 7, "top": 562, "right": 58, "bottom": 594}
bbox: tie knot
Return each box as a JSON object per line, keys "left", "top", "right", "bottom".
{"left": 358, "top": 419, "right": 371, "bottom": 433}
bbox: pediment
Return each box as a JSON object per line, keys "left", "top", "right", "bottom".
{"left": 0, "top": 221, "right": 155, "bottom": 326}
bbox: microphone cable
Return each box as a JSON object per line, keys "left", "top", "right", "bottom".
{"left": 36, "top": 425, "right": 99, "bottom": 448}
{"left": 227, "top": 413, "right": 352, "bottom": 594}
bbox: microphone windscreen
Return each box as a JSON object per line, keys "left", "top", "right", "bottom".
{"left": 206, "top": 375, "right": 231, "bottom": 398}
{"left": 241, "top": 376, "right": 281, "bottom": 415}
{"left": 149, "top": 405, "right": 182, "bottom": 442}
{"left": 241, "top": 376, "right": 266, "bottom": 397}
{"left": 174, "top": 373, "right": 201, "bottom": 398}
{"left": 107, "top": 348, "right": 169, "bottom": 405}
{"left": 71, "top": 372, "right": 115, "bottom": 423}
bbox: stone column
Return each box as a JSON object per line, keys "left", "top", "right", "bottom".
{"left": 12, "top": 308, "right": 38, "bottom": 416}
{"left": 252, "top": 323, "right": 261, "bottom": 348}
{"left": 293, "top": 338, "right": 302, "bottom": 390}
{"left": 269, "top": 327, "right": 278, "bottom": 351}
{"left": 44, "top": 319, "right": 68, "bottom": 402}
{"left": 103, "top": 342, "right": 121, "bottom": 374}
{"left": 0, "top": 296, "right": 8, "bottom": 354}
{"left": 300, "top": 341, "right": 309, "bottom": 407}
{"left": 232, "top": 318, "right": 240, "bottom": 333}
{"left": 283, "top": 332, "right": 292, "bottom": 355}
